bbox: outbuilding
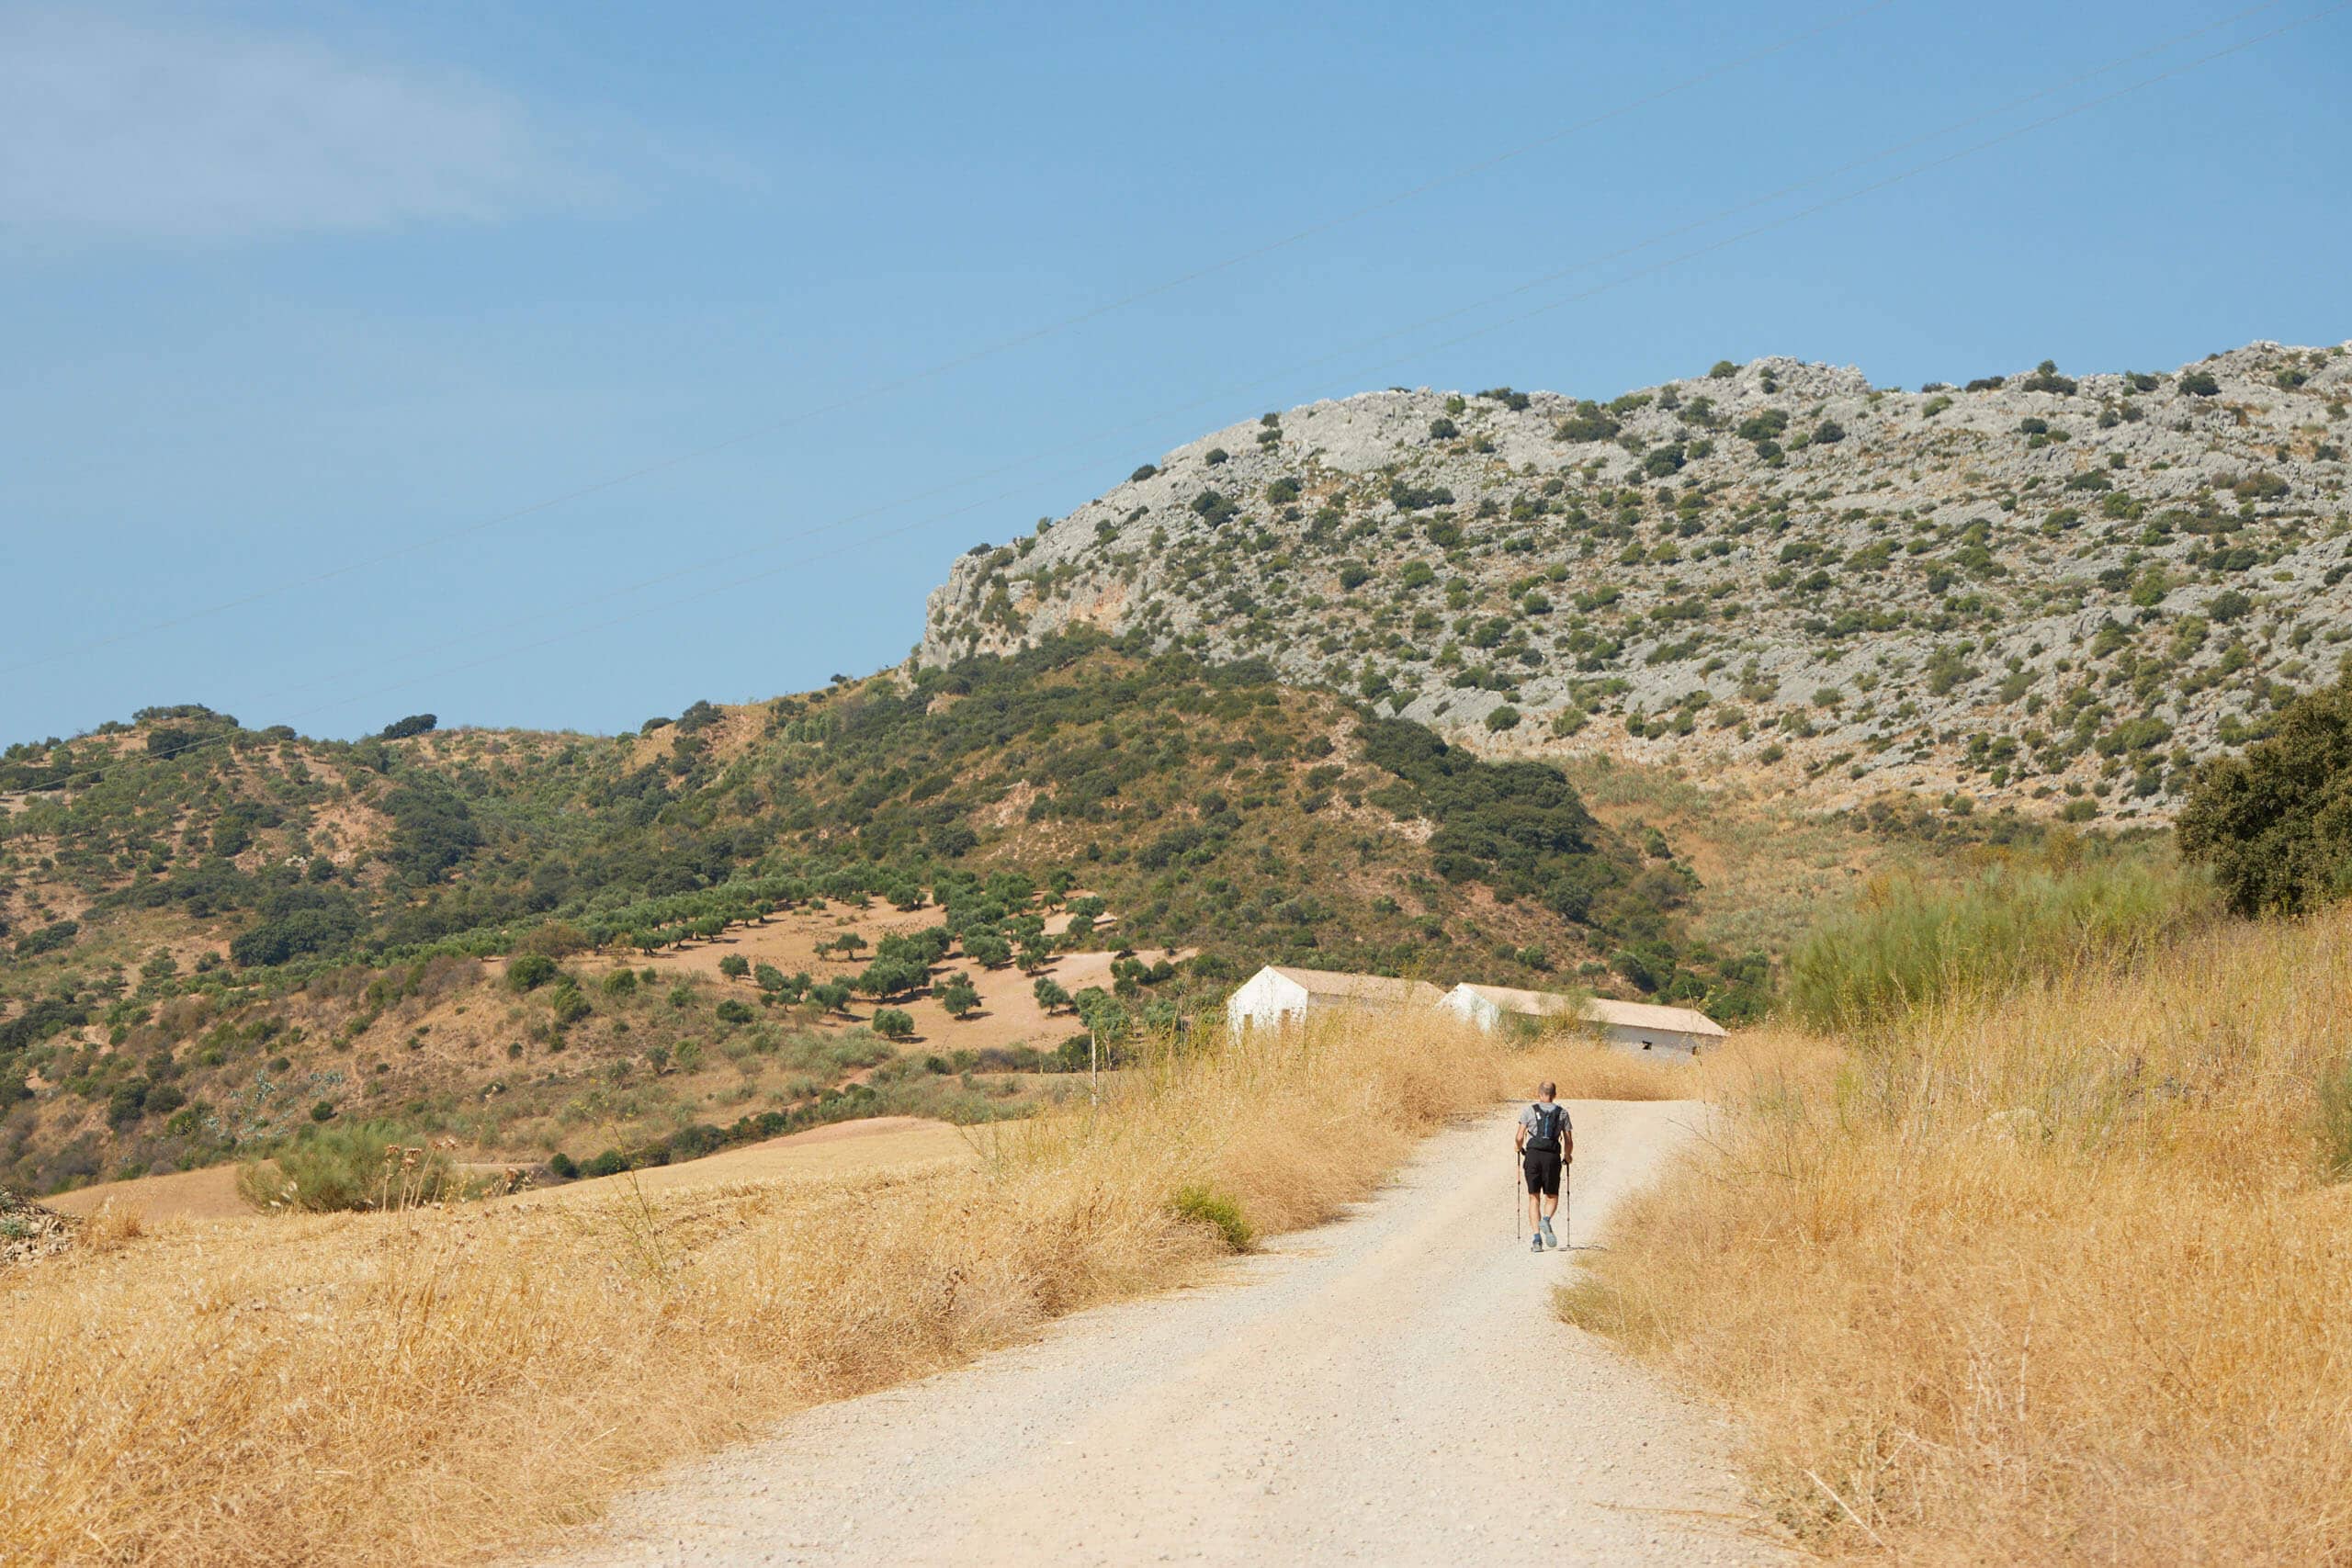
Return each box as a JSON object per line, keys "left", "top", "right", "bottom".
{"left": 1580, "top": 997, "right": 1726, "bottom": 1057}
{"left": 1226, "top": 965, "right": 1445, "bottom": 1035}
{"left": 1441, "top": 984, "right": 1727, "bottom": 1057}
{"left": 1440, "top": 982, "right": 1581, "bottom": 1033}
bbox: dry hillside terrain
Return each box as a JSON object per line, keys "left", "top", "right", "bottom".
{"left": 925, "top": 343, "right": 2352, "bottom": 821}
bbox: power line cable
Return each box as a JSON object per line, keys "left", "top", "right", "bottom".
{"left": 0, "top": 0, "right": 1902, "bottom": 682}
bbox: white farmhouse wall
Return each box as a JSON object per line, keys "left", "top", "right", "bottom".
{"left": 1596, "top": 1022, "right": 1709, "bottom": 1057}
{"left": 1440, "top": 987, "right": 1502, "bottom": 1030}
{"left": 1226, "top": 967, "right": 1311, "bottom": 1034}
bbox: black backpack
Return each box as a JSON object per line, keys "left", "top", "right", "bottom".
{"left": 1526, "top": 1103, "right": 1566, "bottom": 1152}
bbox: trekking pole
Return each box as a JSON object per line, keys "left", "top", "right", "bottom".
{"left": 1511, "top": 1151, "right": 1521, "bottom": 1244}
{"left": 1563, "top": 1158, "right": 1572, "bottom": 1251}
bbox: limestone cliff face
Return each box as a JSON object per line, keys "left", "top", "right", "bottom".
{"left": 922, "top": 344, "right": 2352, "bottom": 820}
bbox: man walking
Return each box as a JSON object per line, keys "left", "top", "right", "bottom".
{"left": 1516, "top": 1081, "right": 1573, "bottom": 1251}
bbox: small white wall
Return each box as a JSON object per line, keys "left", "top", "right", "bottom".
{"left": 1597, "top": 1022, "right": 1710, "bottom": 1058}
{"left": 1440, "top": 987, "right": 1502, "bottom": 1032}
{"left": 1227, "top": 968, "right": 1310, "bottom": 1035}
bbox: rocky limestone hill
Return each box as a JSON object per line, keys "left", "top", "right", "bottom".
{"left": 922, "top": 343, "right": 2352, "bottom": 822}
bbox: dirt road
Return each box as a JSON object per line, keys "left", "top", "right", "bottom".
{"left": 543, "top": 1100, "right": 1785, "bottom": 1566}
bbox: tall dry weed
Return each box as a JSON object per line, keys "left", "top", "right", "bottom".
{"left": 1565, "top": 908, "right": 2352, "bottom": 1563}
{"left": 0, "top": 1010, "right": 1633, "bottom": 1566}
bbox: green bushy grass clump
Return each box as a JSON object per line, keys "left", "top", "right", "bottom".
{"left": 236, "top": 1122, "right": 454, "bottom": 1213}
{"left": 1784, "top": 856, "right": 2210, "bottom": 1032}
{"left": 1169, "top": 1183, "right": 1253, "bottom": 1252}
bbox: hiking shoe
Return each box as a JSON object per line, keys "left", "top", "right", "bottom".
{"left": 1539, "top": 1218, "right": 1557, "bottom": 1249}
{"left": 1531, "top": 1232, "right": 1544, "bottom": 1252}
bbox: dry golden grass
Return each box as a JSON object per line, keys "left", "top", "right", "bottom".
{"left": 43, "top": 1164, "right": 250, "bottom": 1223}
{"left": 74, "top": 1198, "right": 145, "bottom": 1255}
{"left": 0, "top": 1013, "right": 1658, "bottom": 1566}
{"left": 1562, "top": 908, "right": 2352, "bottom": 1564}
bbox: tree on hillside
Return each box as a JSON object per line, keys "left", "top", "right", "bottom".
{"left": 963, "top": 930, "right": 1012, "bottom": 968}
{"left": 1033, "top": 976, "right": 1071, "bottom": 1015}
{"left": 938, "top": 976, "right": 981, "bottom": 1019}
{"left": 2178, "top": 674, "right": 2352, "bottom": 915}
{"left": 718, "top": 954, "right": 750, "bottom": 980}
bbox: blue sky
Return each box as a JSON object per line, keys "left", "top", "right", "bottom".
{"left": 5, "top": 0, "right": 2346, "bottom": 742}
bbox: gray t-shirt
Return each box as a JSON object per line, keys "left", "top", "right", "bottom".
{"left": 1520, "top": 1101, "right": 1571, "bottom": 1148}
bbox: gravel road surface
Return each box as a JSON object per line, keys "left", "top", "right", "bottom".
{"left": 540, "top": 1100, "right": 1786, "bottom": 1566}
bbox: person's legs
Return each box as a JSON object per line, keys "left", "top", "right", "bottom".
{"left": 1530, "top": 1151, "right": 1561, "bottom": 1247}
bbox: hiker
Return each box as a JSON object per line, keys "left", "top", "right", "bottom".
{"left": 1516, "top": 1081, "right": 1572, "bottom": 1251}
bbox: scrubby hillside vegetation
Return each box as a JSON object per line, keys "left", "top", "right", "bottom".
{"left": 923, "top": 342, "right": 2352, "bottom": 820}
{"left": 4, "top": 636, "right": 1836, "bottom": 1195}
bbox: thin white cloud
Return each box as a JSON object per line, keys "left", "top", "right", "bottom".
{"left": 0, "top": 10, "right": 615, "bottom": 243}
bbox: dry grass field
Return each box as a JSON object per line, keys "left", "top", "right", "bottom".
{"left": 43, "top": 1162, "right": 250, "bottom": 1222}
{"left": 0, "top": 1018, "right": 1673, "bottom": 1567}
{"left": 513, "top": 1115, "right": 985, "bottom": 1201}
{"left": 41, "top": 1116, "right": 984, "bottom": 1224}
{"left": 1562, "top": 908, "right": 2352, "bottom": 1563}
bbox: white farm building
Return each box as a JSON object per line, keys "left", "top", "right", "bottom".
{"left": 1440, "top": 983, "right": 1582, "bottom": 1032}
{"left": 1579, "top": 998, "right": 1726, "bottom": 1057}
{"left": 1226, "top": 965, "right": 1445, "bottom": 1034}
{"left": 1441, "top": 984, "right": 1727, "bottom": 1057}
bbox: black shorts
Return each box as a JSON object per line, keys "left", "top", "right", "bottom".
{"left": 1523, "top": 1147, "right": 1562, "bottom": 1197}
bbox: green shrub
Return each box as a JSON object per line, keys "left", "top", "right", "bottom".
{"left": 507, "top": 954, "right": 559, "bottom": 992}
{"left": 601, "top": 967, "right": 639, "bottom": 997}
{"left": 1169, "top": 1183, "right": 1253, "bottom": 1251}
{"left": 548, "top": 983, "right": 592, "bottom": 1025}
{"left": 2178, "top": 677, "right": 2352, "bottom": 916}
{"left": 872, "top": 1007, "right": 917, "bottom": 1040}
{"left": 1785, "top": 859, "right": 2209, "bottom": 1032}
{"left": 1485, "top": 705, "right": 1522, "bottom": 732}
{"left": 236, "top": 1122, "right": 452, "bottom": 1213}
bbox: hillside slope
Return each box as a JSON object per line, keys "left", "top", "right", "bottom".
{"left": 7, "top": 642, "right": 1859, "bottom": 1193}
{"left": 922, "top": 342, "right": 2351, "bottom": 820}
